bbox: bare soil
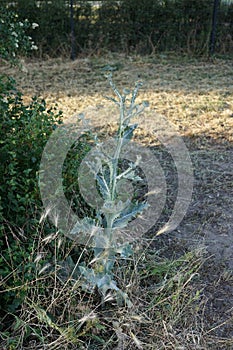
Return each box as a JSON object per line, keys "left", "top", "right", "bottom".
{"left": 1, "top": 53, "right": 233, "bottom": 348}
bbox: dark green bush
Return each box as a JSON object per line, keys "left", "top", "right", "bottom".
{"left": 5, "top": 0, "right": 70, "bottom": 57}
{"left": 0, "top": 6, "right": 38, "bottom": 63}
{"left": 62, "top": 135, "right": 95, "bottom": 218}
{"left": 0, "top": 74, "right": 63, "bottom": 315}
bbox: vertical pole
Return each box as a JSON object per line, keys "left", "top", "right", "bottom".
{"left": 209, "top": 0, "right": 220, "bottom": 56}
{"left": 70, "top": 0, "right": 76, "bottom": 60}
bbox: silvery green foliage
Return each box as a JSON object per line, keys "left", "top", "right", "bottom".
{"left": 71, "top": 74, "right": 149, "bottom": 307}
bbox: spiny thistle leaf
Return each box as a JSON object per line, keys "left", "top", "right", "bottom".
{"left": 104, "top": 95, "right": 119, "bottom": 105}
{"left": 116, "top": 243, "right": 133, "bottom": 258}
{"left": 100, "top": 200, "right": 130, "bottom": 219}
{"left": 121, "top": 124, "right": 137, "bottom": 145}
{"left": 79, "top": 265, "right": 97, "bottom": 292}
{"left": 93, "top": 231, "right": 111, "bottom": 249}
{"left": 70, "top": 217, "right": 98, "bottom": 236}
{"left": 120, "top": 169, "right": 143, "bottom": 182}
{"left": 96, "top": 274, "right": 119, "bottom": 295}
{"left": 113, "top": 201, "right": 148, "bottom": 228}
{"left": 96, "top": 173, "right": 110, "bottom": 200}
{"left": 116, "top": 290, "right": 133, "bottom": 308}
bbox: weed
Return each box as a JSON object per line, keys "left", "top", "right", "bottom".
{"left": 65, "top": 74, "right": 149, "bottom": 307}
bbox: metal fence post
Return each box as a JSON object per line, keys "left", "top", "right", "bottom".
{"left": 70, "top": 0, "right": 76, "bottom": 60}
{"left": 210, "top": 0, "right": 220, "bottom": 55}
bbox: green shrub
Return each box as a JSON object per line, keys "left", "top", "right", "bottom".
{"left": 0, "top": 7, "right": 38, "bottom": 63}
{"left": 5, "top": 0, "right": 70, "bottom": 57}
{"left": 62, "top": 133, "right": 95, "bottom": 218}
{"left": 0, "top": 75, "right": 63, "bottom": 315}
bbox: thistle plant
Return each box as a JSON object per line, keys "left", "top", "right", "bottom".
{"left": 70, "top": 74, "right": 149, "bottom": 307}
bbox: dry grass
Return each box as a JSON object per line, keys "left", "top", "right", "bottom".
{"left": 0, "top": 53, "right": 233, "bottom": 349}
{"left": 0, "top": 228, "right": 209, "bottom": 350}
{"left": 1, "top": 54, "right": 233, "bottom": 145}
